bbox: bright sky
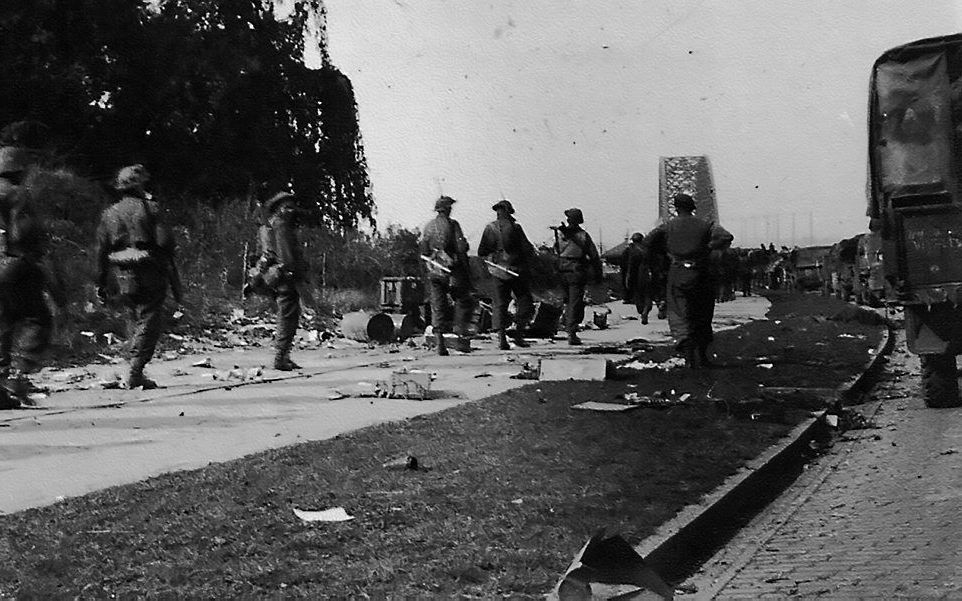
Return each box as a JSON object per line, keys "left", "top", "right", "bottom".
{"left": 319, "top": 1, "right": 962, "bottom": 250}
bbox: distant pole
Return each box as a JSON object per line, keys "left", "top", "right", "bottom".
{"left": 775, "top": 215, "right": 781, "bottom": 247}
{"left": 809, "top": 211, "right": 814, "bottom": 245}
{"left": 791, "top": 213, "right": 797, "bottom": 247}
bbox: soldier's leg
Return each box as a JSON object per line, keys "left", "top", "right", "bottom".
{"left": 427, "top": 280, "right": 450, "bottom": 355}
{"left": 491, "top": 278, "right": 511, "bottom": 350}
{"left": 273, "top": 283, "right": 301, "bottom": 370}
{"left": 511, "top": 278, "right": 534, "bottom": 346}
{"left": 128, "top": 292, "right": 168, "bottom": 388}
{"left": 451, "top": 283, "right": 476, "bottom": 353}
{"left": 566, "top": 277, "right": 586, "bottom": 345}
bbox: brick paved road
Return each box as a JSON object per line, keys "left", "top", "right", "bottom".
{"left": 680, "top": 332, "right": 962, "bottom": 600}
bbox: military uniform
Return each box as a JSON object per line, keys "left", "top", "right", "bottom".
{"left": 96, "top": 165, "right": 181, "bottom": 389}
{"left": 0, "top": 147, "right": 57, "bottom": 406}
{"left": 258, "top": 192, "right": 306, "bottom": 371}
{"left": 420, "top": 196, "right": 475, "bottom": 355}
{"left": 478, "top": 199, "right": 535, "bottom": 349}
{"left": 622, "top": 233, "right": 653, "bottom": 324}
{"left": 554, "top": 208, "right": 602, "bottom": 345}
{"left": 645, "top": 194, "right": 733, "bottom": 367}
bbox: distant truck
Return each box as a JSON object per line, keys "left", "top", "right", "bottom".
{"left": 867, "top": 34, "right": 962, "bottom": 407}
{"left": 791, "top": 245, "right": 832, "bottom": 293}
{"left": 852, "top": 230, "right": 886, "bottom": 307}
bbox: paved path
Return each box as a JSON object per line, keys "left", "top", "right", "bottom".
{"left": 680, "top": 331, "right": 962, "bottom": 599}
{"left": 0, "top": 296, "right": 771, "bottom": 514}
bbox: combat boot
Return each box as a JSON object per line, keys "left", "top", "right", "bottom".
{"left": 567, "top": 332, "right": 582, "bottom": 346}
{"left": 698, "top": 345, "right": 715, "bottom": 368}
{"left": 0, "top": 368, "right": 24, "bottom": 409}
{"left": 273, "top": 354, "right": 302, "bottom": 371}
{"left": 127, "top": 366, "right": 158, "bottom": 390}
{"left": 456, "top": 336, "right": 472, "bottom": 353}
{"left": 435, "top": 332, "right": 449, "bottom": 356}
{"left": 510, "top": 328, "right": 529, "bottom": 348}
{"left": 497, "top": 330, "right": 510, "bottom": 351}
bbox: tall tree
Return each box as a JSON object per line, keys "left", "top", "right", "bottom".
{"left": 0, "top": 0, "right": 373, "bottom": 228}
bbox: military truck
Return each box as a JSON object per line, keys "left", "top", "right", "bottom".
{"left": 852, "top": 230, "right": 886, "bottom": 307}
{"left": 867, "top": 34, "right": 962, "bottom": 407}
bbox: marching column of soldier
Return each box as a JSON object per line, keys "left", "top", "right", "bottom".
{"left": 0, "top": 127, "right": 743, "bottom": 407}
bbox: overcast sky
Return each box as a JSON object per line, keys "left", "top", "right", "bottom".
{"left": 318, "top": 1, "right": 961, "bottom": 250}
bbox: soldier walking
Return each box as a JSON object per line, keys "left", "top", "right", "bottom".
{"left": 645, "top": 194, "right": 733, "bottom": 368}
{"left": 257, "top": 191, "right": 307, "bottom": 371}
{"left": 419, "top": 195, "right": 475, "bottom": 355}
{"left": 96, "top": 165, "right": 182, "bottom": 389}
{"left": 622, "top": 232, "right": 653, "bottom": 324}
{"left": 0, "top": 146, "right": 64, "bottom": 407}
{"left": 553, "top": 208, "right": 602, "bottom": 346}
{"left": 478, "top": 199, "right": 535, "bottom": 350}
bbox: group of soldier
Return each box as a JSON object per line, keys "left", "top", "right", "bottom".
{"left": 418, "top": 192, "right": 733, "bottom": 369}
{"left": 0, "top": 130, "right": 735, "bottom": 408}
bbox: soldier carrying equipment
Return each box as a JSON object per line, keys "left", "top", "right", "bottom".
{"left": 419, "top": 195, "right": 475, "bottom": 355}
{"left": 478, "top": 198, "right": 535, "bottom": 350}
{"left": 553, "top": 207, "right": 603, "bottom": 346}
{"left": 96, "top": 164, "right": 182, "bottom": 390}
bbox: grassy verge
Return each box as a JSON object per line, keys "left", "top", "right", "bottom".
{"left": 0, "top": 293, "right": 885, "bottom": 599}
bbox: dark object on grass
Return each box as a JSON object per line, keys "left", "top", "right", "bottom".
{"left": 553, "top": 529, "right": 674, "bottom": 600}
{"left": 510, "top": 362, "right": 539, "bottom": 380}
{"left": 828, "top": 305, "right": 887, "bottom": 326}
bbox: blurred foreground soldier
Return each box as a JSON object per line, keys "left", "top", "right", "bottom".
{"left": 553, "top": 208, "right": 602, "bottom": 346}
{"left": 257, "top": 192, "right": 306, "bottom": 371}
{"left": 420, "top": 195, "right": 474, "bottom": 355}
{"left": 96, "top": 165, "right": 182, "bottom": 390}
{"left": 623, "top": 232, "right": 653, "bottom": 324}
{"left": 0, "top": 146, "right": 63, "bottom": 407}
{"left": 478, "top": 199, "right": 535, "bottom": 350}
{"left": 645, "top": 193, "right": 733, "bottom": 368}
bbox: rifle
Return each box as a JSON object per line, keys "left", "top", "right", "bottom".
{"left": 420, "top": 254, "right": 451, "bottom": 274}
{"left": 483, "top": 259, "right": 519, "bottom": 278}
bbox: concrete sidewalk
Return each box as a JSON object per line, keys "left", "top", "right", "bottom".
{"left": 679, "top": 331, "right": 962, "bottom": 599}
{"left": 0, "top": 296, "right": 771, "bottom": 514}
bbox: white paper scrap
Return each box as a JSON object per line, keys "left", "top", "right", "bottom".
{"left": 293, "top": 507, "right": 354, "bottom": 522}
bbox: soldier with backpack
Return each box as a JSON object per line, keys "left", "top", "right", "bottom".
{"left": 95, "top": 164, "right": 182, "bottom": 389}
{"left": 253, "top": 191, "right": 307, "bottom": 371}
{"left": 419, "top": 195, "right": 475, "bottom": 355}
{"left": 0, "top": 145, "right": 65, "bottom": 407}
{"left": 478, "top": 199, "right": 535, "bottom": 350}
{"left": 553, "top": 207, "right": 602, "bottom": 346}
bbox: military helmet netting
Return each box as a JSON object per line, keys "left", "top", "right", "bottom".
{"left": 0, "top": 146, "right": 29, "bottom": 176}
{"left": 564, "top": 207, "right": 584, "bottom": 224}
{"left": 435, "top": 195, "right": 456, "bottom": 210}
{"left": 673, "top": 193, "right": 696, "bottom": 212}
{"left": 265, "top": 191, "right": 295, "bottom": 214}
{"left": 115, "top": 164, "right": 150, "bottom": 192}
{"left": 492, "top": 199, "right": 514, "bottom": 214}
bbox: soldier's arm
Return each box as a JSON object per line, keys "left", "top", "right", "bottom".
{"left": 708, "top": 223, "right": 734, "bottom": 250}
{"left": 453, "top": 220, "right": 469, "bottom": 255}
{"left": 584, "top": 233, "right": 604, "bottom": 283}
{"left": 477, "top": 223, "right": 495, "bottom": 257}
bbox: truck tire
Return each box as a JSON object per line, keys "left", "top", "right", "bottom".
{"left": 921, "top": 354, "right": 961, "bottom": 408}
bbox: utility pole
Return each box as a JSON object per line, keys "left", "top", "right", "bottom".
{"left": 791, "top": 213, "right": 797, "bottom": 247}
{"left": 809, "top": 211, "right": 814, "bottom": 245}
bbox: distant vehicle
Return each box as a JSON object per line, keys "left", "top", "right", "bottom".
{"left": 827, "top": 235, "right": 861, "bottom": 301}
{"left": 791, "top": 246, "right": 832, "bottom": 293}
{"left": 867, "top": 34, "right": 962, "bottom": 407}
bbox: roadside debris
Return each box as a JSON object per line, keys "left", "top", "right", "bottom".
{"left": 510, "top": 362, "right": 539, "bottom": 380}
{"left": 292, "top": 507, "right": 354, "bottom": 523}
{"left": 382, "top": 455, "right": 419, "bottom": 470}
{"left": 551, "top": 529, "right": 673, "bottom": 601}
{"left": 192, "top": 357, "right": 213, "bottom": 368}
{"left": 373, "top": 368, "right": 433, "bottom": 400}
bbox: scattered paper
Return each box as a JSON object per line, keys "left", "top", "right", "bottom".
{"left": 757, "top": 363, "right": 774, "bottom": 369}
{"left": 328, "top": 390, "right": 347, "bottom": 400}
{"left": 292, "top": 507, "right": 354, "bottom": 522}
{"left": 572, "top": 401, "right": 640, "bottom": 412}
{"left": 192, "top": 357, "right": 213, "bottom": 368}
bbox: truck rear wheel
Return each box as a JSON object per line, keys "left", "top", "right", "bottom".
{"left": 921, "top": 354, "right": 961, "bottom": 408}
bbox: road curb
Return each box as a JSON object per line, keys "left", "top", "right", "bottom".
{"left": 629, "top": 323, "right": 895, "bottom": 589}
